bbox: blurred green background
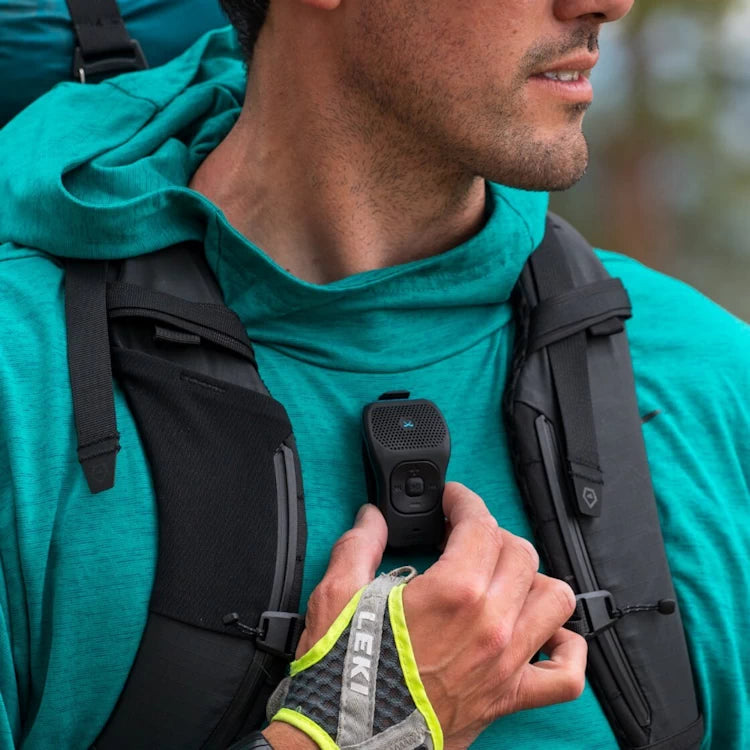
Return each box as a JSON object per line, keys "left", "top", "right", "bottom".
{"left": 550, "top": 0, "right": 750, "bottom": 322}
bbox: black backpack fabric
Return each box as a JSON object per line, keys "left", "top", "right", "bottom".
{"left": 65, "top": 245, "right": 306, "bottom": 749}
{"left": 62, "top": 215, "right": 703, "bottom": 749}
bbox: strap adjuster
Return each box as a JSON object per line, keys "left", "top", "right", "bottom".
{"left": 223, "top": 610, "right": 303, "bottom": 661}
{"left": 255, "top": 611, "right": 304, "bottom": 661}
{"left": 569, "top": 590, "right": 619, "bottom": 640}
{"left": 73, "top": 39, "right": 148, "bottom": 83}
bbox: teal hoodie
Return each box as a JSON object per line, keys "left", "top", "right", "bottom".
{"left": 1, "top": 26, "right": 749, "bottom": 750}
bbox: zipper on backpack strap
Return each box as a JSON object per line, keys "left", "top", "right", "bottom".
{"left": 535, "top": 414, "right": 651, "bottom": 729}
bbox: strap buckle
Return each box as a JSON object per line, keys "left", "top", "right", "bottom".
{"left": 255, "top": 611, "right": 304, "bottom": 662}
{"left": 570, "top": 590, "right": 619, "bottom": 640}
{"left": 73, "top": 39, "right": 148, "bottom": 83}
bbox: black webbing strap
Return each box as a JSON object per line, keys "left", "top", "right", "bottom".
{"left": 65, "top": 261, "right": 120, "bottom": 494}
{"left": 65, "top": 0, "right": 148, "bottom": 83}
{"left": 529, "top": 278, "right": 632, "bottom": 353}
{"left": 532, "top": 220, "right": 608, "bottom": 517}
{"left": 106, "top": 282, "right": 256, "bottom": 363}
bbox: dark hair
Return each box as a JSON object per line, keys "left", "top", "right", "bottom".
{"left": 219, "top": 0, "right": 271, "bottom": 62}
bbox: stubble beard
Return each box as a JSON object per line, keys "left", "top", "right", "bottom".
{"left": 340, "top": 10, "right": 596, "bottom": 194}
{"left": 341, "top": 67, "right": 592, "bottom": 196}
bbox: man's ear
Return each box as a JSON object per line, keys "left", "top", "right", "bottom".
{"left": 299, "top": 0, "right": 341, "bottom": 10}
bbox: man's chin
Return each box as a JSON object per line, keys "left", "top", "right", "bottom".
{"left": 484, "top": 135, "right": 590, "bottom": 193}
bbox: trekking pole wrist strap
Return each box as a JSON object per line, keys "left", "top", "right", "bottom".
{"left": 267, "top": 568, "right": 443, "bottom": 750}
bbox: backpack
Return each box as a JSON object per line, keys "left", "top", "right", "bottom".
{"left": 0, "top": 0, "right": 228, "bottom": 126}
{"left": 63, "top": 216, "right": 704, "bottom": 750}
{"left": 7, "top": 7, "right": 704, "bottom": 746}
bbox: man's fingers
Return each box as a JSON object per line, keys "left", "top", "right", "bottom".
{"left": 511, "top": 573, "right": 578, "bottom": 662}
{"left": 326, "top": 504, "right": 388, "bottom": 585}
{"left": 312, "top": 504, "right": 388, "bottom": 613}
{"left": 298, "top": 505, "right": 387, "bottom": 656}
{"left": 436, "top": 482, "right": 503, "bottom": 583}
{"left": 485, "top": 530, "right": 539, "bottom": 628}
{"left": 441, "top": 481, "right": 491, "bottom": 527}
{"left": 514, "top": 628, "right": 588, "bottom": 710}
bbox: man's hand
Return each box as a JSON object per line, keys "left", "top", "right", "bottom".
{"left": 403, "top": 483, "right": 587, "bottom": 749}
{"left": 268, "top": 482, "right": 587, "bottom": 750}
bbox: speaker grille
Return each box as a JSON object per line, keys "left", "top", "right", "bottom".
{"left": 370, "top": 404, "right": 446, "bottom": 450}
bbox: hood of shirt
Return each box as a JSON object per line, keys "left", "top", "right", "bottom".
{"left": 0, "top": 25, "right": 549, "bottom": 371}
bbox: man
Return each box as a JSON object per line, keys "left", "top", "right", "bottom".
{"left": 0, "top": 1, "right": 748, "bottom": 749}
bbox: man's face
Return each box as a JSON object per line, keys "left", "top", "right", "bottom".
{"left": 338, "top": 0, "right": 634, "bottom": 191}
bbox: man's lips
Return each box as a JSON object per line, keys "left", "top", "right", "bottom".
{"left": 531, "top": 53, "right": 599, "bottom": 78}
{"left": 527, "top": 53, "right": 599, "bottom": 103}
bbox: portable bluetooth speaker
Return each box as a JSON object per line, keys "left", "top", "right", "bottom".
{"left": 362, "top": 391, "right": 451, "bottom": 549}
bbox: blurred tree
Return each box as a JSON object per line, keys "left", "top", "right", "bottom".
{"left": 551, "top": 0, "right": 750, "bottom": 321}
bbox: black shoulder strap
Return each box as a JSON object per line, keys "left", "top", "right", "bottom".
{"left": 65, "top": 243, "right": 306, "bottom": 748}
{"left": 504, "top": 213, "right": 703, "bottom": 749}
{"left": 65, "top": 0, "right": 148, "bottom": 82}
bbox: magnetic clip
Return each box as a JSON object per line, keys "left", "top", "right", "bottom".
{"left": 570, "top": 590, "right": 619, "bottom": 640}
{"left": 255, "top": 611, "right": 304, "bottom": 661}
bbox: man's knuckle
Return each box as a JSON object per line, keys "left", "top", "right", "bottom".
{"left": 540, "top": 577, "right": 575, "bottom": 620}
{"left": 482, "top": 620, "right": 512, "bottom": 654}
{"left": 331, "top": 529, "right": 361, "bottom": 557}
{"left": 512, "top": 537, "right": 540, "bottom": 571}
{"left": 479, "top": 514, "right": 501, "bottom": 540}
{"left": 447, "top": 579, "right": 485, "bottom": 609}
{"left": 561, "top": 668, "right": 586, "bottom": 702}
{"left": 312, "top": 577, "right": 348, "bottom": 607}
{"left": 551, "top": 580, "right": 577, "bottom": 619}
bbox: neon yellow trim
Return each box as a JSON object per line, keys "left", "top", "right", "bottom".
{"left": 389, "top": 585, "right": 444, "bottom": 750}
{"left": 271, "top": 708, "right": 339, "bottom": 750}
{"left": 290, "top": 587, "right": 365, "bottom": 676}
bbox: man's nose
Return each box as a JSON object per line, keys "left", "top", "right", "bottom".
{"left": 554, "top": 0, "right": 634, "bottom": 25}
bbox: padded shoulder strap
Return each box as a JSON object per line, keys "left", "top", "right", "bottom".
{"left": 504, "top": 214, "right": 703, "bottom": 750}
{"left": 65, "top": 243, "right": 306, "bottom": 748}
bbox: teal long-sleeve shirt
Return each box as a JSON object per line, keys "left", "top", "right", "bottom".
{"left": 0, "top": 26, "right": 749, "bottom": 749}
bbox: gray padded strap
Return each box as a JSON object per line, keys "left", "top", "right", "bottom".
{"left": 337, "top": 571, "right": 406, "bottom": 745}
{"left": 267, "top": 567, "right": 437, "bottom": 750}
{"left": 347, "top": 710, "right": 433, "bottom": 750}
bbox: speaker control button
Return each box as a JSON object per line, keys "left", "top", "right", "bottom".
{"left": 391, "top": 461, "right": 440, "bottom": 514}
{"left": 406, "top": 477, "right": 424, "bottom": 496}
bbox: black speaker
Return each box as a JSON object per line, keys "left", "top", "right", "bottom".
{"left": 362, "top": 391, "right": 451, "bottom": 549}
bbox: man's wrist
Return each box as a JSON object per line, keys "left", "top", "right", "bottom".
{"left": 262, "top": 720, "right": 318, "bottom": 749}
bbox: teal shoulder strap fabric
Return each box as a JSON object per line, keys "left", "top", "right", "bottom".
{"left": 64, "top": 243, "right": 307, "bottom": 749}
{"left": 504, "top": 213, "right": 704, "bottom": 749}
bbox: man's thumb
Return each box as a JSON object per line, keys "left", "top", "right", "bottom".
{"left": 326, "top": 504, "right": 388, "bottom": 585}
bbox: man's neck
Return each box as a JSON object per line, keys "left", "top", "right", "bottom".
{"left": 188, "top": 43, "right": 487, "bottom": 284}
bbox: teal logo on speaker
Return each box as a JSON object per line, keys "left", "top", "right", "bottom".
{"left": 400, "top": 418, "right": 415, "bottom": 430}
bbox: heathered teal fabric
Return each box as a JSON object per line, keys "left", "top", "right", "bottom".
{"left": 0, "top": 26, "right": 748, "bottom": 750}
